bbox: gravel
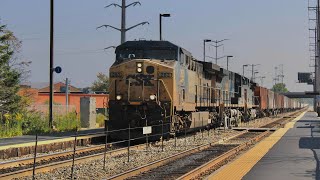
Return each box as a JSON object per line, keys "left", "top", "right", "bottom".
{"left": 15, "top": 129, "right": 242, "bottom": 180}
{"left": 238, "top": 111, "right": 298, "bottom": 128}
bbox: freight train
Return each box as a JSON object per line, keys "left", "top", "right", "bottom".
{"left": 107, "top": 40, "right": 305, "bottom": 139}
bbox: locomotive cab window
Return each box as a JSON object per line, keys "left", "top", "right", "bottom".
{"left": 116, "top": 48, "right": 177, "bottom": 63}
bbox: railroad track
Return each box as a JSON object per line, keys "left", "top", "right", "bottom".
{"left": 260, "top": 110, "right": 303, "bottom": 128}
{"left": 0, "top": 144, "right": 146, "bottom": 180}
{"left": 108, "top": 110, "right": 303, "bottom": 180}
{"left": 0, "top": 109, "right": 303, "bottom": 179}
{"left": 110, "top": 130, "right": 269, "bottom": 180}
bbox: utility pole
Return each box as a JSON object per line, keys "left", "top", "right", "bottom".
{"left": 65, "top": 78, "right": 69, "bottom": 113}
{"left": 278, "top": 64, "right": 284, "bottom": 84}
{"left": 121, "top": 0, "right": 126, "bottom": 43}
{"left": 97, "top": 0, "right": 149, "bottom": 44}
{"left": 275, "top": 64, "right": 284, "bottom": 85}
{"left": 211, "top": 39, "right": 229, "bottom": 64}
{"left": 314, "top": 0, "right": 320, "bottom": 116}
{"left": 274, "top": 66, "right": 278, "bottom": 85}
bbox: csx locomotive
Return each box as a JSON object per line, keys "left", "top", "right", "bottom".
{"left": 108, "top": 40, "right": 304, "bottom": 139}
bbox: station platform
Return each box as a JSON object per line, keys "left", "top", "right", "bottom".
{"left": 0, "top": 128, "right": 105, "bottom": 158}
{"left": 0, "top": 128, "right": 104, "bottom": 147}
{"left": 208, "top": 111, "right": 320, "bottom": 180}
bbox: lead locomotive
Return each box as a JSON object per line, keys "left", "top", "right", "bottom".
{"left": 107, "top": 40, "right": 304, "bottom": 140}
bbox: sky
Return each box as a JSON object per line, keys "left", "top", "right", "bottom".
{"left": 0, "top": 0, "right": 314, "bottom": 92}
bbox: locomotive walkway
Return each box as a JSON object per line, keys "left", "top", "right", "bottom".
{"left": 208, "top": 111, "right": 320, "bottom": 180}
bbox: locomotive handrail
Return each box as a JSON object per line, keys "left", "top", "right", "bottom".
{"left": 158, "top": 79, "right": 173, "bottom": 117}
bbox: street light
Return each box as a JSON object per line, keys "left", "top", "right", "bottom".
{"left": 242, "top": 64, "right": 249, "bottom": 77}
{"left": 203, "top": 39, "right": 212, "bottom": 62}
{"left": 226, "top": 56, "right": 233, "bottom": 71}
{"left": 160, "top": 13, "right": 171, "bottom": 41}
{"left": 250, "top": 64, "right": 260, "bottom": 81}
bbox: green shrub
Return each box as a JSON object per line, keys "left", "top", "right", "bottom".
{"left": 96, "top": 113, "right": 106, "bottom": 127}
{"left": 54, "top": 112, "right": 80, "bottom": 132}
{"left": 21, "top": 111, "right": 52, "bottom": 135}
{"left": 0, "top": 113, "right": 23, "bottom": 138}
{"left": 0, "top": 111, "right": 81, "bottom": 138}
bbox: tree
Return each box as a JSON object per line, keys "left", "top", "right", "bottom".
{"left": 0, "top": 22, "right": 29, "bottom": 113}
{"left": 91, "top": 72, "right": 109, "bottom": 92}
{"left": 271, "top": 83, "right": 289, "bottom": 93}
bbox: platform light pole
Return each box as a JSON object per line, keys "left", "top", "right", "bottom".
{"left": 49, "top": 0, "right": 54, "bottom": 128}
{"left": 242, "top": 64, "right": 249, "bottom": 77}
{"left": 160, "top": 14, "right": 171, "bottom": 41}
{"left": 226, "top": 56, "right": 233, "bottom": 71}
{"left": 203, "top": 39, "right": 212, "bottom": 62}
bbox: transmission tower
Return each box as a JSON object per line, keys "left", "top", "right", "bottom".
{"left": 97, "top": 0, "right": 149, "bottom": 44}
{"left": 277, "top": 64, "right": 284, "bottom": 84}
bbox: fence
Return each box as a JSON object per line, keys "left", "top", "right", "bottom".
{"left": 29, "top": 116, "right": 214, "bottom": 179}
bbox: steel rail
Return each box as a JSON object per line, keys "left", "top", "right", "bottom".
{"left": 106, "top": 130, "right": 248, "bottom": 180}
{"left": 0, "top": 144, "right": 106, "bottom": 169}
{"left": 177, "top": 111, "right": 304, "bottom": 180}
{"left": 0, "top": 144, "right": 146, "bottom": 180}
{"left": 108, "top": 110, "right": 304, "bottom": 180}
{"left": 176, "top": 130, "right": 270, "bottom": 180}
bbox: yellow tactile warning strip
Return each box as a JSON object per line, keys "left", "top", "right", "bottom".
{"left": 207, "top": 111, "right": 307, "bottom": 180}
{"left": 0, "top": 134, "right": 102, "bottom": 150}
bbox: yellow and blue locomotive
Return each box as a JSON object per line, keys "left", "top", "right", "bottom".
{"left": 107, "top": 40, "right": 304, "bottom": 140}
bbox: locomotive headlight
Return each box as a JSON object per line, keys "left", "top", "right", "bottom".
{"left": 116, "top": 95, "right": 122, "bottom": 100}
{"left": 150, "top": 94, "right": 157, "bottom": 100}
{"left": 137, "top": 63, "right": 142, "bottom": 68}
{"left": 137, "top": 67, "right": 142, "bottom": 73}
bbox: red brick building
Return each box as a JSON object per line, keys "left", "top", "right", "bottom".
{"left": 19, "top": 82, "right": 109, "bottom": 114}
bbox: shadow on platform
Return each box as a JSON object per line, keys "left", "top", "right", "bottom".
{"left": 299, "top": 127, "right": 320, "bottom": 180}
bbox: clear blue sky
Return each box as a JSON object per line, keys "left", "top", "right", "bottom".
{"left": 0, "top": 0, "right": 313, "bottom": 91}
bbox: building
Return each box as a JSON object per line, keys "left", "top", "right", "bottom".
{"left": 19, "top": 82, "right": 109, "bottom": 114}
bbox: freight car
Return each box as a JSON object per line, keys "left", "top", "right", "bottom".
{"left": 107, "top": 40, "right": 303, "bottom": 140}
